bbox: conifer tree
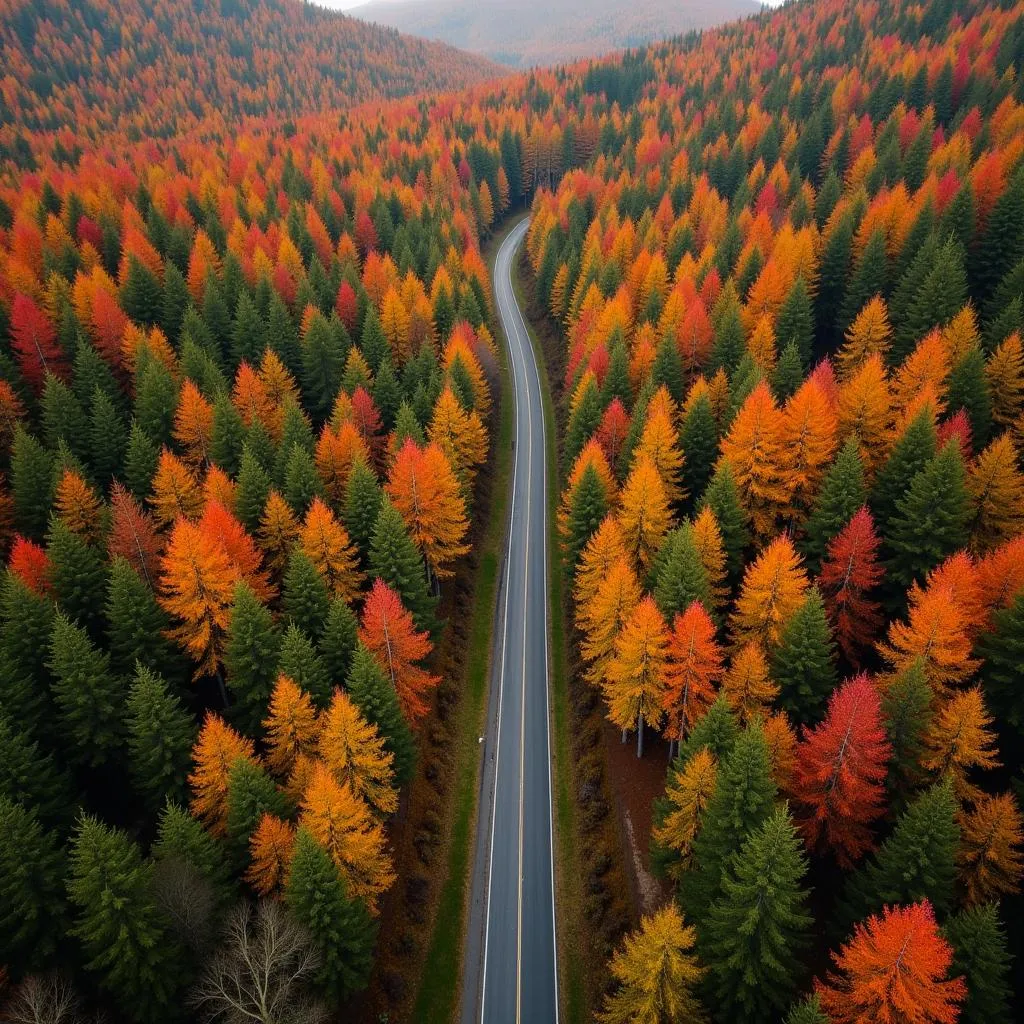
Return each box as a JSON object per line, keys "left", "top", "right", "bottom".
{"left": 771, "top": 588, "right": 837, "bottom": 726}
{"left": 343, "top": 453, "right": 382, "bottom": 559}
{"left": 68, "top": 815, "right": 182, "bottom": 1020}
{"left": 225, "top": 758, "right": 292, "bottom": 867}
{"left": 320, "top": 598, "right": 359, "bottom": 685}
{"left": 944, "top": 904, "right": 1012, "bottom": 1024}
{"left": 699, "top": 461, "right": 750, "bottom": 584}
{"left": 977, "top": 590, "right": 1024, "bottom": 732}
{"left": 0, "top": 570, "right": 55, "bottom": 730}
{"left": 775, "top": 276, "right": 814, "bottom": 368}
{"left": 887, "top": 442, "right": 971, "bottom": 594}
{"left": 682, "top": 722, "right": 778, "bottom": 919}
{"left": 680, "top": 392, "right": 719, "bottom": 504}
{"left": 880, "top": 658, "right": 933, "bottom": 802}
{"left": 278, "top": 623, "right": 331, "bottom": 708}
{"left": 152, "top": 802, "right": 234, "bottom": 909}
{"left": 843, "top": 782, "right": 960, "bottom": 924}
{"left": 0, "top": 795, "right": 67, "bottom": 973}
{"left": 870, "top": 407, "right": 937, "bottom": 533}
{"left": 283, "top": 548, "right": 331, "bottom": 639}
{"left": 285, "top": 828, "right": 376, "bottom": 1002}
{"left": 124, "top": 420, "right": 160, "bottom": 500}
{"left": 598, "top": 905, "right": 708, "bottom": 1024}
{"left": 565, "top": 462, "right": 610, "bottom": 570}
{"left": 784, "top": 995, "right": 829, "bottom": 1024}
{"left": 772, "top": 340, "right": 804, "bottom": 402}
{"left": 105, "top": 556, "right": 179, "bottom": 679}
{"left": 653, "top": 523, "right": 712, "bottom": 622}
{"left": 702, "top": 808, "right": 812, "bottom": 1023}
{"left": 126, "top": 665, "right": 196, "bottom": 814}
{"left": 234, "top": 446, "right": 272, "bottom": 533}
{"left": 223, "top": 582, "right": 281, "bottom": 736}
{"left": 369, "top": 495, "right": 437, "bottom": 633}
{"left": 345, "top": 644, "right": 415, "bottom": 785}
{"left": 47, "top": 516, "right": 108, "bottom": 636}
{"left": 0, "top": 709, "right": 76, "bottom": 827}
{"left": 49, "top": 612, "right": 124, "bottom": 768}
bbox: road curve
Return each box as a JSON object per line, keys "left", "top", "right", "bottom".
{"left": 460, "top": 217, "right": 559, "bottom": 1024}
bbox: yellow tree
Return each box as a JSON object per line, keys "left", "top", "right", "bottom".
{"left": 579, "top": 555, "right": 642, "bottom": 687}
{"left": 691, "top": 505, "right": 729, "bottom": 612}
{"left": 257, "top": 490, "right": 299, "bottom": 576}
{"left": 317, "top": 688, "right": 397, "bottom": 817}
{"left": 957, "top": 792, "right": 1024, "bottom": 905}
{"left": 780, "top": 377, "right": 837, "bottom": 521}
{"left": 836, "top": 296, "right": 892, "bottom": 378}
{"left": 150, "top": 449, "right": 204, "bottom": 527}
{"left": 263, "top": 675, "right": 319, "bottom": 777}
{"left": 618, "top": 454, "right": 672, "bottom": 571}
{"left": 922, "top": 687, "right": 999, "bottom": 803}
{"left": 636, "top": 395, "right": 685, "bottom": 504}
{"left": 605, "top": 595, "right": 669, "bottom": 757}
{"left": 718, "top": 381, "right": 788, "bottom": 537}
{"left": 298, "top": 763, "right": 395, "bottom": 912}
{"left": 722, "top": 641, "right": 778, "bottom": 723}
{"left": 574, "top": 514, "right": 626, "bottom": 616}
{"left": 598, "top": 905, "right": 707, "bottom": 1024}
{"left": 731, "top": 536, "right": 809, "bottom": 648}
{"left": 245, "top": 814, "right": 296, "bottom": 896}
{"left": 652, "top": 748, "right": 718, "bottom": 877}
{"left": 189, "top": 713, "right": 257, "bottom": 836}
{"left": 836, "top": 353, "right": 893, "bottom": 478}
{"left": 428, "top": 386, "right": 488, "bottom": 487}
{"left": 986, "top": 332, "right": 1024, "bottom": 437}
{"left": 299, "top": 497, "right": 363, "bottom": 604}
{"left": 966, "top": 434, "right": 1024, "bottom": 552}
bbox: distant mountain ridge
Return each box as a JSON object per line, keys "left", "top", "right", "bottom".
{"left": 350, "top": 0, "right": 762, "bottom": 67}
{"left": 0, "top": 0, "right": 500, "bottom": 147}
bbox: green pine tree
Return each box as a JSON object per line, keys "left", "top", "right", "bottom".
{"left": 0, "top": 796, "right": 67, "bottom": 972}
{"left": 946, "top": 348, "right": 992, "bottom": 452}
{"left": 278, "top": 623, "right": 331, "bottom": 708}
{"left": 126, "top": 666, "right": 196, "bottom": 815}
{"left": 840, "top": 229, "right": 889, "bottom": 335}
{"left": 653, "top": 523, "right": 712, "bottom": 622}
{"left": 0, "top": 571, "right": 56, "bottom": 730}
{"left": 49, "top": 613, "right": 124, "bottom": 768}
{"left": 346, "top": 643, "right": 415, "bottom": 785}
{"left": 283, "top": 549, "right": 331, "bottom": 639}
{"left": 282, "top": 443, "right": 325, "bottom": 516}
{"left": 67, "top": 815, "right": 183, "bottom": 1020}
{"left": 234, "top": 445, "right": 272, "bottom": 533}
{"left": 944, "top": 903, "right": 1012, "bottom": 1024}
{"left": 369, "top": 496, "right": 437, "bottom": 633}
{"left": 894, "top": 237, "right": 968, "bottom": 361}
{"left": 343, "top": 454, "right": 383, "bottom": 560}
{"left": 161, "top": 262, "right": 191, "bottom": 343}
{"left": 11, "top": 425, "right": 56, "bottom": 539}
{"left": 680, "top": 392, "right": 719, "bottom": 505}
{"left": 880, "top": 658, "right": 933, "bottom": 802}
{"left": 682, "top": 722, "right": 777, "bottom": 919}
{"left": 698, "top": 462, "right": 750, "bottom": 586}
{"left": 223, "top": 582, "right": 281, "bottom": 737}
{"left": 977, "top": 591, "right": 1024, "bottom": 734}
{"left": 124, "top": 420, "right": 160, "bottom": 500}
{"left": 105, "top": 556, "right": 179, "bottom": 680}
{"left": 285, "top": 828, "right": 376, "bottom": 1002}
{"left": 784, "top": 995, "right": 829, "bottom": 1024}
{"left": 0, "top": 709, "right": 76, "bottom": 828}
{"left": 302, "top": 313, "right": 345, "bottom": 422}
{"left": 121, "top": 256, "right": 163, "bottom": 327}
{"left": 152, "top": 802, "right": 234, "bottom": 909}
{"left": 319, "top": 599, "right": 359, "bottom": 686}
{"left": 775, "top": 276, "right": 814, "bottom": 369}
{"left": 210, "top": 393, "right": 247, "bottom": 477}
{"left": 133, "top": 356, "right": 179, "bottom": 448}
{"left": 42, "top": 372, "right": 89, "bottom": 464}
{"left": 886, "top": 442, "right": 971, "bottom": 594}
{"left": 802, "top": 437, "right": 865, "bottom": 570}
{"left": 47, "top": 517, "right": 108, "bottom": 637}
{"left": 772, "top": 340, "right": 804, "bottom": 403}
{"left": 565, "top": 374, "right": 602, "bottom": 467}
{"left": 225, "top": 758, "right": 292, "bottom": 868}
{"left": 871, "top": 408, "right": 937, "bottom": 533}
{"left": 88, "top": 386, "right": 127, "bottom": 489}
{"left": 702, "top": 808, "right": 812, "bottom": 1023}
{"left": 565, "top": 462, "right": 609, "bottom": 571}
{"left": 771, "top": 588, "right": 837, "bottom": 726}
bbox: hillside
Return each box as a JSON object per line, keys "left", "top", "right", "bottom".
{"left": 351, "top": 0, "right": 760, "bottom": 67}
{"left": 0, "top": 0, "right": 499, "bottom": 151}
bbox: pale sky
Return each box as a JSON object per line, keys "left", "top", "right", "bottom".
{"left": 318, "top": 0, "right": 788, "bottom": 10}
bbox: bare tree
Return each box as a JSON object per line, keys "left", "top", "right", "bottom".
{"left": 150, "top": 856, "right": 217, "bottom": 954}
{"left": 1, "top": 972, "right": 92, "bottom": 1024}
{"left": 190, "top": 901, "right": 328, "bottom": 1024}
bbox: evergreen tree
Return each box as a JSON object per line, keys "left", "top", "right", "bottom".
{"left": 946, "top": 348, "right": 992, "bottom": 451}
{"left": 126, "top": 666, "right": 196, "bottom": 814}
{"left": 88, "top": 386, "right": 127, "bottom": 488}
{"left": 880, "top": 658, "right": 933, "bottom": 802}
{"left": 977, "top": 591, "right": 1024, "bottom": 733}
{"left": 42, "top": 373, "right": 89, "bottom": 463}
{"left": 710, "top": 303, "right": 745, "bottom": 376}
{"left": 565, "top": 463, "right": 609, "bottom": 570}
{"left": 843, "top": 782, "right": 959, "bottom": 925}
{"left": 699, "top": 462, "right": 750, "bottom": 586}
{"left": 105, "top": 556, "right": 179, "bottom": 679}
{"left": 225, "top": 758, "right": 292, "bottom": 867}
{"left": 0, "top": 796, "right": 67, "bottom": 972}
{"left": 944, "top": 904, "right": 1012, "bottom": 1024}
{"left": 970, "top": 166, "right": 1024, "bottom": 304}
{"left": 775, "top": 277, "right": 814, "bottom": 368}
{"left": 133, "top": 357, "right": 178, "bottom": 448}
{"left": 886, "top": 443, "right": 971, "bottom": 594}
{"left": 369, "top": 496, "right": 437, "bottom": 633}
{"left": 0, "top": 571, "right": 55, "bottom": 730}
{"left": 11, "top": 426, "right": 56, "bottom": 539}
{"left": 682, "top": 723, "right": 777, "bottom": 919}
{"left": 67, "top": 815, "right": 182, "bottom": 1020}
{"left": 302, "top": 314, "right": 345, "bottom": 422}
{"left": 895, "top": 237, "right": 968, "bottom": 361}
{"left": 49, "top": 613, "right": 124, "bottom": 768}
{"left": 565, "top": 375, "right": 602, "bottom": 466}
{"left": 784, "top": 995, "right": 829, "bottom": 1024}
{"left": 840, "top": 230, "right": 888, "bottom": 334}
{"left": 278, "top": 623, "right": 331, "bottom": 708}
{"left": 816, "top": 212, "right": 854, "bottom": 345}
{"left": 870, "top": 408, "right": 937, "bottom": 533}
{"left": 0, "top": 709, "right": 76, "bottom": 827}
{"left": 650, "top": 335, "right": 684, "bottom": 404}
{"left": 283, "top": 549, "right": 331, "bottom": 639}
{"left": 702, "top": 808, "right": 812, "bottom": 1023}
{"left": 653, "top": 524, "right": 712, "bottom": 622}
{"left": 124, "top": 421, "right": 160, "bottom": 500}
{"left": 234, "top": 446, "right": 272, "bottom": 533}
{"left": 161, "top": 263, "right": 191, "bottom": 342}
{"left": 285, "top": 828, "right": 376, "bottom": 1002}
{"left": 210, "top": 393, "right": 247, "bottom": 477}
{"left": 771, "top": 588, "right": 837, "bottom": 726}
{"left": 223, "top": 582, "right": 281, "bottom": 737}
{"left": 152, "top": 802, "right": 234, "bottom": 909}
{"left": 231, "top": 292, "right": 266, "bottom": 367}
{"left": 680, "top": 393, "right": 719, "bottom": 505}
{"left": 676, "top": 694, "right": 740, "bottom": 768}
{"left": 343, "top": 454, "right": 382, "bottom": 560}
{"left": 802, "top": 438, "right": 865, "bottom": 569}
{"left": 282, "top": 443, "right": 325, "bottom": 515}
{"left": 346, "top": 643, "right": 415, "bottom": 785}
{"left": 772, "top": 340, "right": 804, "bottom": 403}
{"left": 121, "top": 256, "right": 163, "bottom": 326}
{"left": 47, "top": 517, "right": 108, "bottom": 637}
{"left": 319, "top": 599, "right": 359, "bottom": 685}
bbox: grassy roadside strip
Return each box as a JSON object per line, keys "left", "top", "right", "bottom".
{"left": 410, "top": 217, "right": 516, "bottom": 1024}
{"left": 511, "top": 244, "right": 588, "bottom": 1024}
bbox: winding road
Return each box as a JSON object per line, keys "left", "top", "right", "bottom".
{"left": 460, "top": 217, "right": 559, "bottom": 1024}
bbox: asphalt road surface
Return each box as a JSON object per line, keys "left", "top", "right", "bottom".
{"left": 460, "top": 217, "right": 559, "bottom": 1024}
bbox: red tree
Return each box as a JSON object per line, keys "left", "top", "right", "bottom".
{"left": 816, "top": 901, "right": 966, "bottom": 1024}
{"left": 818, "top": 507, "right": 884, "bottom": 665}
{"left": 9, "top": 294, "right": 64, "bottom": 392}
{"left": 791, "top": 674, "right": 891, "bottom": 867}
{"left": 107, "top": 482, "right": 164, "bottom": 588}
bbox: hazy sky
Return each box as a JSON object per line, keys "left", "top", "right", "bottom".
{"left": 316, "top": 0, "right": 787, "bottom": 10}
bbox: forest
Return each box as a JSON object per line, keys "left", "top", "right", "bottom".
{"left": 1, "top": 0, "right": 1023, "bottom": 1020}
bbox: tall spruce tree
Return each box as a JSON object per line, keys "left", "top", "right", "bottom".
{"left": 771, "top": 588, "right": 837, "bottom": 726}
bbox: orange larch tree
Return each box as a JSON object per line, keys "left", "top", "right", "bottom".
{"left": 661, "top": 600, "right": 724, "bottom": 743}
{"left": 957, "top": 792, "right": 1024, "bottom": 905}
{"left": 921, "top": 687, "right": 999, "bottom": 803}
{"left": 263, "top": 675, "right": 320, "bottom": 777}
{"left": 579, "top": 554, "right": 643, "bottom": 687}
{"left": 245, "top": 813, "right": 297, "bottom": 896}
{"left": 299, "top": 497, "right": 363, "bottom": 605}
{"left": 189, "top": 712, "right": 257, "bottom": 836}
{"left": 721, "top": 640, "right": 777, "bottom": 724}
{"left": 150, "top": 449, "right": 204, "bottom": 528}
{"left": 731, "top": 535, "right": 809, "bottom": 648}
